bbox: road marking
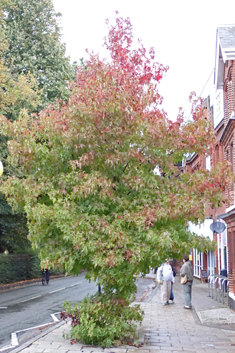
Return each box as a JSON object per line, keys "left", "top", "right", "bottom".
{"left": 15, "top": 322, "right": 55, "bottom": 334}
{"left": 51, "top": 313, "right": 59, "bottom": 322}
{"left": 0, "top": 345, "right": 13, "bottom": 352}
{"left": 70, "top": 281, "right": 82, "bottom": 287}
{"left": 20, "top": 295, "right": 41, "bottom": 303}
{"left": 0, "top": 279, "right": 85, "bottom": 351}
{"left": 49, "top": 287, "right": 66, "bottom": 294}
{"left": 11, "top": 332, "right": 18, "bottom": 346}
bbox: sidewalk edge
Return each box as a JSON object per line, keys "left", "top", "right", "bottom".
{"left": 9, "top": 320, "right": 65, "bottom": 353}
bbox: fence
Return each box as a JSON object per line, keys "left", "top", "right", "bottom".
{"left": 208, "top": 274, "right": 229, "bottom": 305}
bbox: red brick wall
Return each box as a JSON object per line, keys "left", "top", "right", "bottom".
{"left": 203, "top": 252, "right": 208, "bottom": 272}
{"left": 221, "top": 60, "right": 235, "bottom": 296}
{"left": 185, "top": 61, "right": 235, "bottom": 294}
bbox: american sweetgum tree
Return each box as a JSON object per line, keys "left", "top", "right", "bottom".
{"left": 0, "top": 15, "right": 233, "bottom": 347}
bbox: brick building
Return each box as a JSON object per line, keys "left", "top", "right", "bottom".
{"left": 214, "top": 25, "right": 235, "bottom": 309}
{"left": 186, "top": 25, "right": 235, "bottom": 309}
{"left": 185, "top": 96, "right": 227, "bottom": 280}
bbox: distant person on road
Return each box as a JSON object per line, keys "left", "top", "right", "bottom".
{"left": 180, "top": 255, "right": 193, "bottom": 309}
{"left": 42, "top": 258, "right": 50, "bottom": 284}
{"left": 157, "top": 258, "right": 175, "bottom": 305}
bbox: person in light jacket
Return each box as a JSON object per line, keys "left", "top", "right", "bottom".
{"left": 180, "top": 255, "right": 194, "bottom": 309}
{"left": 157, "top": 259, "right": 175, "bottom": 305}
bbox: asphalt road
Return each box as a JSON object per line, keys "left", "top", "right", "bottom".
{"left": 0, "top": 273, "right": 154, "bottom": 352}
{"left": 0, "top": 273, "right": 98, "bottom": 350}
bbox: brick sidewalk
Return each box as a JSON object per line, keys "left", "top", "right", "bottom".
{"left": 10, "top": 276, "right": 235, "bottom": 353}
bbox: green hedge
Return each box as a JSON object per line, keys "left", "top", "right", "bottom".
{"left": 0, "top": 252, "right": 41, "bottom": 284}
{"left": 0, "top": 252, "right": 63, "bottom": 284}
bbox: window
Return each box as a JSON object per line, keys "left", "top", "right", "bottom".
{"left": 193, "top": 248, "right": 203, "bottom": 278}
{"left": 206, "top": 155, "right": 211, "bottom": 171}
{"left": 215, "top": 145, "right": 219, "bottom": 164}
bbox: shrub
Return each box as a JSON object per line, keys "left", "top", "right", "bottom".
{"left": 61, "top": 294, "right": 144, "bottom": 348}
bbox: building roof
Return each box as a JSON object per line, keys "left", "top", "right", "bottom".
{"left": 214, "top": 25, "right": 235, "bottom": 90}
{"left": 186, "top": 152, "right": 197, "bottom": 163}
{"left": 217, "top": 26, "right": 235, "bottom": 60}
{"left": 220, "top": 116, "right": 235, "bottom": 144}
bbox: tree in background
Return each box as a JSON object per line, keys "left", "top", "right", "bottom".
{"left": 0, "top": 0, "right": 41, "bottom": 253}
{"left": 0, "top": 0, "right": 40, "bottom": 121}
{"left": 0, "top": 194, "right": 30, "bottom": 253}
{"left": 0, "top": 15, "right": 233, "bottom": 346}
{"left": 0, "top": 0, "right": 77, "bottom": 253}
{"left": 3, "top": 0, "right": 77, "bottom": 118}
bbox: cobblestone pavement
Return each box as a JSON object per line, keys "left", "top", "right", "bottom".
{"left": 10, "top": 276, "right": 235, "bottom": 353}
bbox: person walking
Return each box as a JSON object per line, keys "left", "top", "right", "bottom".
{"left": 180, "top": 255, "right": 193, "bottom": 309}
{"left": 157, "top": 258, "right": 175, "bottom": 305}
{"left": 41, "top": 258, "right": 50, "bottom": 285}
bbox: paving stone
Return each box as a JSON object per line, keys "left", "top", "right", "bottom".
{"left": 104, "top": 348, "right": 127, "bottom": 353}
{"left": 157, "top": 349, "right": 184, "bottom": 352}
{"left": 79, "top": 348, "right": 104, "bottom": 352}
{"left": 127, "top": 350, "right": 150, "bottom": 353}
{"left": 10, "top": 277, "right": 235, "bottom": 353}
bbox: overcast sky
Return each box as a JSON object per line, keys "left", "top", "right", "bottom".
{"left": 52, "top": 0, "right": 235, "bottom": 120}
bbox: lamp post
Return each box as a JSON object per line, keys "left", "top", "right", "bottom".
{"left": 0, "top": 160, "right": 3, "bottom": 177}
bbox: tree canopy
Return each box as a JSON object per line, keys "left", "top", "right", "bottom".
{"left": 0, "top": 0, "right": 78, "bottom": 253}
{"left": 0, "top": 15, "right": 233, "bottom": 346}
{"left": 0, "top": 193, "right": 30, "bottom": 253}
{"left": 2, "top": 0, "right": 77, "bottom": 117}
{"left": 0, "top": 0, "right": 41, "bottom": 253}
{"left": 0, "top": 0, "right": 40, "bottom": 121}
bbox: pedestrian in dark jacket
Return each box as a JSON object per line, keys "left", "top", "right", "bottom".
{"left": 170, "top": 261, "right": 176, "bottom": 303}
{"left": 180, "top": 255, "right": 193, "bottom": 309}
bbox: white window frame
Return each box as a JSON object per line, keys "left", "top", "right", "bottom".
{"left": 193, "top": 248, "right": 203, "bottom": 278}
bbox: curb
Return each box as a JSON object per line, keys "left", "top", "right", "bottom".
{"left": 10, "top": 320, "right": 65, "bottom": 353}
